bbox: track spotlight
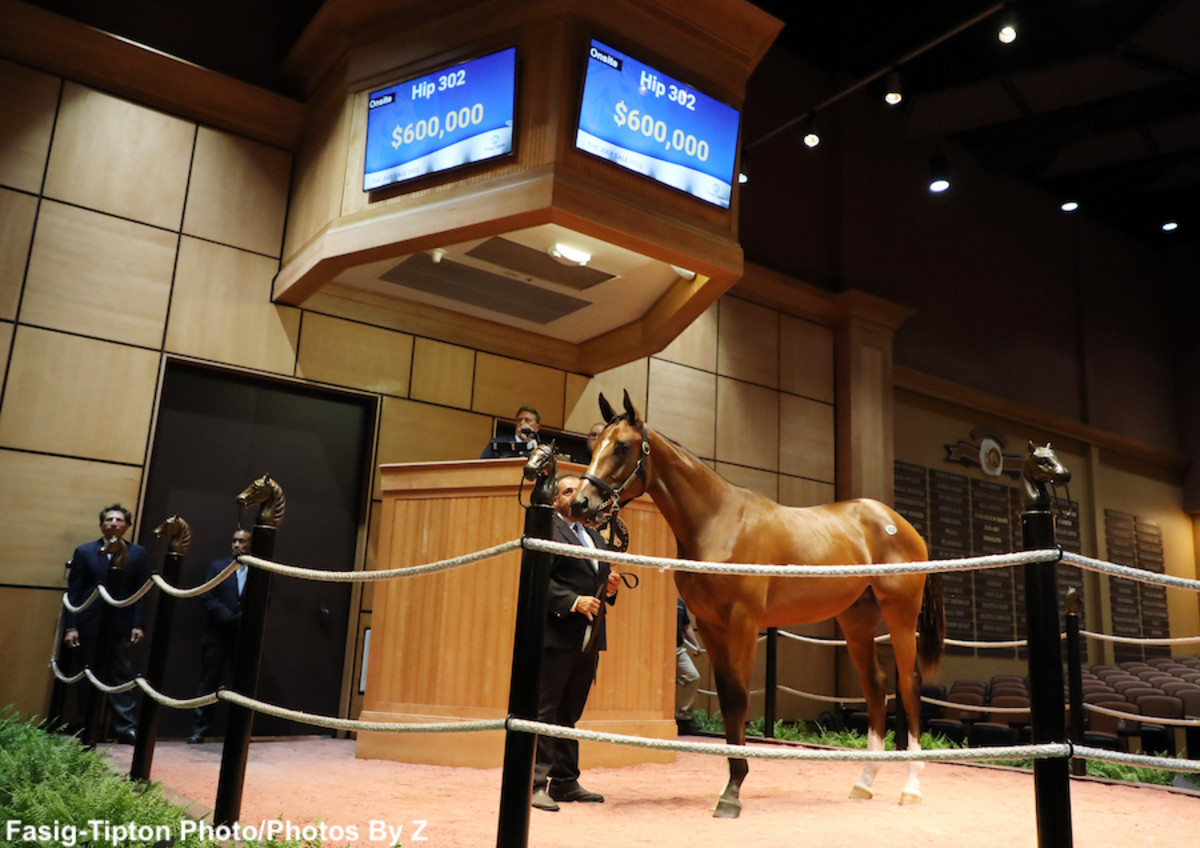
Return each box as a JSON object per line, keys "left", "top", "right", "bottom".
{"left": 998, "top": 4, "right": 1017, "bottom": 44}
{"left": 738, "top": 155, "right": 749, "bottom": 184}
{"left": 928, "top": 154, "right": 950, "bottom": 193}
{"left": 802, "top": 113, "right": 820, "bottom": 148}
{"left": 884, "top": 70, "right": 903, "bottom": 106}
{"left": 1060, "top": 201, "right": 1079, "bottom": 213}
{"left": 1162, "top": 220, "right": 1179, "bottom": 232}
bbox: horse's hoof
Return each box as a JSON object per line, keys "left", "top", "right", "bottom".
{"left": 712, "top": 798, "right": 742, "bottom": 819}
{"left": 848, "top": 782, "right": 874, "bottom": 800}
{"left": 899, "top": 791, "right": 923, "bottom": 806}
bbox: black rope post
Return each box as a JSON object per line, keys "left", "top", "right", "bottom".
{"left": 130, "top": 550, "right": 184, "bottom": 781}
{"left": 81, "top": 568, "right": 120, "bottom": 749}
{"left": 495, "top": 500, "right": 554, "bottom": 848}
{"left": 1063, "top": 588, "right": 1086, "bottom": 777}
{"left": 213, "top": 524, "right": 275, "bottom": 827}
{"left": 1022, "top": 508, "right": 1073, "bottom": 848}
{"left": 764, "top": 628, "right": 777, "bottom": 738}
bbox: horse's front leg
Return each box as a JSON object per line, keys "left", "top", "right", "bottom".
{"left": 701, "top": 619, "right": 755, "bottom": 819}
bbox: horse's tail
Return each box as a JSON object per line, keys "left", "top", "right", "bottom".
{"left": 917, "top": 573, "right": 945, "bottom": 682}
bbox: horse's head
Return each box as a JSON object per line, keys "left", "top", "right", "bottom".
{"left": 238, "top": 473, "right": 287, "bottom": 527}
{"left": 571, "top": 389, "right": 650, "bottom": 523}
{"left": 152, "top": 513, "right": 192, "bottom": 555}
{"left": 1023, "top": 441, "right": 1071, "bottom": 509}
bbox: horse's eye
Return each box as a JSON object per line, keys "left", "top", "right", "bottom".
{"left": 614, "top": 441, "right": 630, "bottom": 456}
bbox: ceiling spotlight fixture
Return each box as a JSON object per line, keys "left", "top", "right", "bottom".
{"left": 670, "top": 264, "right": 697, "bottom": 281}
{"left": 802, "top": 113, "right": 821, "bottom": 148}
{"left": 429, "top": 247, "right": 447, "bottom": 263}
{"left": 549, "top": 243, "right": 591, "bottom": 266}
{"left": 1162, "top": 220, "right": 1179, "bottom": 232}
{"left": 998, "top": 4, "right": 1018, "bottom": 44}
{"left": 738, "top": 171, "right": 749, "bottom": 184}
{"left": 738, "top": 155, "right": 750, "bottom": 184}
{"left": 884, "top": 70, "right": 903, "bottom": 106}
{"left": 928, "top": 154, "right": 950, "bottom": 193}
{"left": 1060, "top": 201, "right": 1079, "bottom": 213}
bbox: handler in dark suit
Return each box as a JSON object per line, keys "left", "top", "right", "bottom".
{"left": 187, "top": 528, "right": 251, "bottom": 743}
{"left": 532, "top": 474, "right": 621, "bottom": 812}
{"left": 63, "top": 503, "right": 148, "bottom": 744}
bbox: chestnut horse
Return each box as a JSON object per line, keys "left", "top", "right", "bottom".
{"left": 572, "top": 392, "right": 944, "bottom": 818}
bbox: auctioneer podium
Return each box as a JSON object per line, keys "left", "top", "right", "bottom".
{"left": 357, "top": 459, "right": 679, "bottom": 767}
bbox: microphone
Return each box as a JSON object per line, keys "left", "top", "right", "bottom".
{"left": 519, "top": 427, "right": 537, "bottom": 441}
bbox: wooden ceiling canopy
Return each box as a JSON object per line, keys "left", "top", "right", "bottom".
{"left": 274, "top": 0, "right": 782, "bottom": 374}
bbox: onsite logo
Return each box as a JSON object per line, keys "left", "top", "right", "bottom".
{"left": 944, "top": 428, "right": 1023, "bottom": 478}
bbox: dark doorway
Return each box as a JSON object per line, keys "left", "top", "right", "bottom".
{"left": 137, "top": 360, "right": 375, "bottom": 738}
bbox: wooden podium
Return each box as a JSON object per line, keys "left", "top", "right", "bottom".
{"left": 356, "top": 459, "right": 679, "bottom": 767}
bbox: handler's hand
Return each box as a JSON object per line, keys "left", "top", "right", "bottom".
{"left": 572, "top": 595, "right": 602, "bottom": 620}
{"left": 130, "top": 627, "right": 144, "bottom": 645}
{"left": 64, "top": 628, "right": 80, "bottom": 649}
{"left": 606, "top": 573, "right": 621, "bottom": 597}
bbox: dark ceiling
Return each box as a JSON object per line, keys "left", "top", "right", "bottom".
{"left": 27, "top": 0, "right": 1200, "bottom": 249}
{"left": 750, "top": 0, "right": 1200, "bottom": 249}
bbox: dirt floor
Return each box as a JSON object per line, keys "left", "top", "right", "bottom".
{"left": 101, "top": 735, "right": 1198, "bottom": 848}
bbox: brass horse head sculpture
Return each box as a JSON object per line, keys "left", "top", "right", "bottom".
{"left": 101, "top": 536, "right": 128, "bottom": 570}
{"left": 238, "top": 473, "right": 287, "bottom": 528}
{"left": 522, "top": 441, "right": 559, "bottom": 506}
{"left": 152, "top": 514, "right": 193, "bottom": 555}
{"left": 1022, "top": 442, "right": 1071, "bottom": 511}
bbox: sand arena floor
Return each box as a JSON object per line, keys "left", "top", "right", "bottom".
{"left": 101, "top": 734, "right": 1198, "bottom": 848}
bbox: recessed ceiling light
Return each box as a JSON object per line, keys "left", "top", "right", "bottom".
{"left": 1162, "top": 220, "right": 1179, "bottom": 232}
{"left": 549, "top": 243, "right": 591, "bottom": 266}
{"left": 1060, "top": 201, "right": 1079, "bottom": 213}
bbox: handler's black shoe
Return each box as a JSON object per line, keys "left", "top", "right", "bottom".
{"left": 531, "top": 788, "right": 559, "bottom": 811}
{"left": 549, "top": 782, "right": 604, "bottom": 803}
{"left": 187, "top": 733, "right": 205, "bottom": 744}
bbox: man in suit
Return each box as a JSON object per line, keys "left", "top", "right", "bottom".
{"left": 532, "top": 474, "right": 621, "bottom": 812}
{"left": 63, "top": 503, "right": 148, "bottom": 744}
{"left": 187, "top": 528, "right": 251, "bottom": 744}
{"left": 480, "top": 406, "right": 541, "bottom": 458}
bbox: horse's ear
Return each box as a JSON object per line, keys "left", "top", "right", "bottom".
{"left": 598, "top": 393, "right": 616, "bottom": 424}
{"left": 1027, "top": 440, "right": 1036, "bottom": 453}
{"left": 622, "top": 389, "right": 641, "bottom": 423}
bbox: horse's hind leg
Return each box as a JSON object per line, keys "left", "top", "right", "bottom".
{"left": 838, "top": 601, "right": 887, "bottom": 800}
{"left": 880, "top": 586, "right": 927, "bottom": 805}
{"left": 700, "top": 617, "right": 756, "bottom": 819}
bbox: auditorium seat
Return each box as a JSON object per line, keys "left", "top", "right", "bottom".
{"left": 1180, "top": 690, "right": 1200, "bottom": 760}
{"left": 1085, "top": 700, "right": 1140, "bottom": 752}
{"left": 927, "top": 690, "right": 985, "bottom": 744}
{"left": 1134, "top": 693, "right": 1184, "bottom": 756}
{"left": 1160, "top": 680, "right": 1200, "bottom": 697}
{"left": 968, "top": 721, "right": 1015, "bottom": 748}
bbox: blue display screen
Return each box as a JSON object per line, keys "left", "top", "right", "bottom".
{"left": 575, "top": 40, "right": 741, "bottom": 209}
{"left": 363, "top": 47, "right": 517, "bottom": 191}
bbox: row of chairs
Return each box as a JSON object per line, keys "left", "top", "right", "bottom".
{"left": 1079, "top": 662, "right": 1200, "bottom": 755}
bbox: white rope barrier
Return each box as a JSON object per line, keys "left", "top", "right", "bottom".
{"left": 1073, "top": 745, "right": 1200, "bottom": 773}
{"left": 235, "top": 541, "right": 522, "bottom": 583}
{"left": 1061, "top": 551, "right": 1200, "bottom": 592}
{"left": 1084, "top": 701, "right": 1200, "bottom": 729}
{"left": 1079, "top": 630, "right": 1200, "bottom": 646}
{"left": 524, "top": 538, "right": 1058, "bottom": 577}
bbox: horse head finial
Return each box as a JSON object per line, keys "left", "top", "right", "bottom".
{"left": 1022, "top": 442, "right": 1071, "bottom": 511}
{"left": 152, "top": 514, "right": 192, "bottom": 555}
{"left": 102, "top": 537, "right": 128, "bottom": 570}
{"left": 237, "top": 473, "right": 287, "bottom": 528}
{"left": 523, "top": 441, "right": 559, "bottom": 506}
